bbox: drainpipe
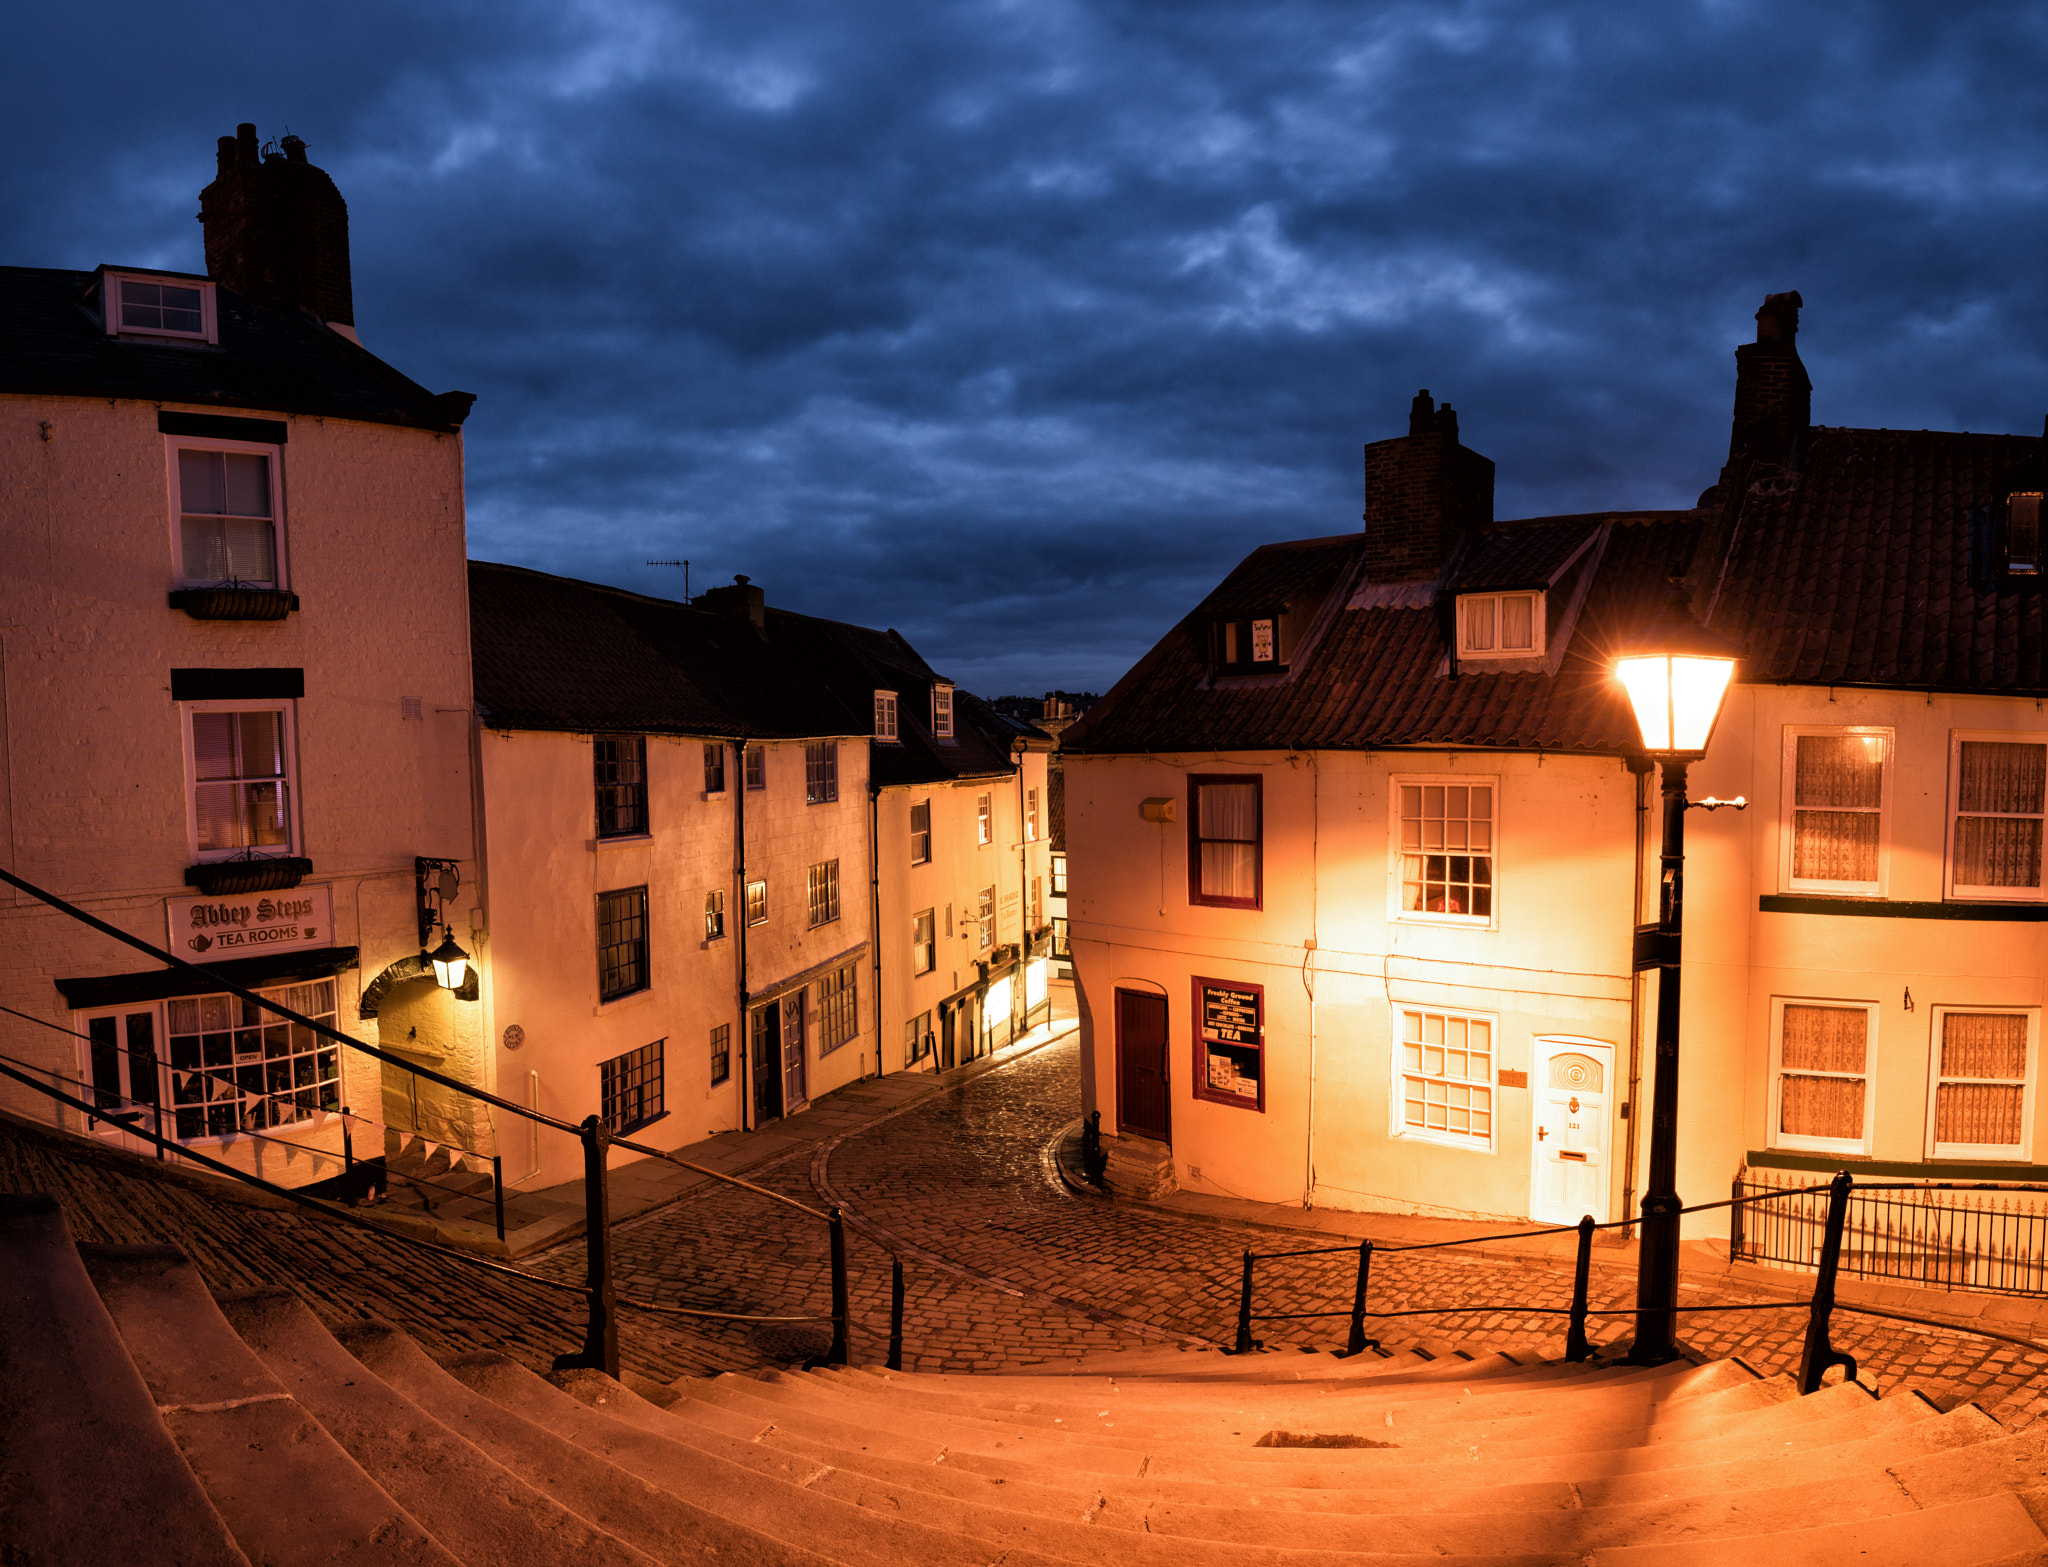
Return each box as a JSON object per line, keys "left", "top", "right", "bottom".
{"left": 1621, "top": 756, "right": 1651, "bottom": 1231}
{"left": 735, "top": 738, "right": 751, "bottom": 1132}
{"left": 1015, "top": 738, "right": 1029, "bottom": 1039}
{"left": 1303, "top": 752, "right": 1320, "bottom": 1210}
{"left": 869, "top": 775, "right": 884, "bottom": 1076}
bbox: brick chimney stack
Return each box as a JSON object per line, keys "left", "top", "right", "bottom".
{"left": 199, "top": 123, "right": 355, "bottom": 332}
{"left": 699, "top": 574, "right": 767, "bottom": 627}
{"left": 1361, "top": 389, "right": 1495, "bottom": 582}
{"left": 1727, "top": 291, "right": 1809, "bottom": 468}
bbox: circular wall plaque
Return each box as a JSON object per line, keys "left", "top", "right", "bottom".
{"left": 502, "top": 1024, "right": 525, "bottom": 1051}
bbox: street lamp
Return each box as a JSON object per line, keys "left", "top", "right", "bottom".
{"left": 1614, "top": 582, "right": 1742, "bottom": 1364}
{"left": 428, "top": 932, "right": 471, "bottom": 991}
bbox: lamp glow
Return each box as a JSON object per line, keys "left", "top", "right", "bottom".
{"left": 429, "top": 933, "right": 470, "bottom": 990}
{"left": 1613, "top": 585, "right": 1741, "bottom": 759}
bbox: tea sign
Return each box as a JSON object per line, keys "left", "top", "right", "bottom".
{"left": 167, "top": 885, "right": 332, "bottom": 958}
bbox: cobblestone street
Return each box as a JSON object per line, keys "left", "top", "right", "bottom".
{"left": 8, "top": 1030, "right": 2048, "bottom": 1428}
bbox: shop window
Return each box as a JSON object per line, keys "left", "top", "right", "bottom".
{"left": 1193, "top": 978, "right": 1263, "bottom": 1111}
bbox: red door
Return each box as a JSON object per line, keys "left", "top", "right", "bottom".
{"left": 1116, "top": 989, "right": 1171, "bottom": 1142}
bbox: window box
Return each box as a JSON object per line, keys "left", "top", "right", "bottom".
{"left": 1783, "top": 728, "right": 1891, "bottom": 896}
{"left": 1769, "top": 998, "right": 1878, "bottom": 1156}
{"left": 167, "top": 587, "right": 299, "bottom": 621}
{"left": 182, "top": 856, "right": 314, "bottom": 896}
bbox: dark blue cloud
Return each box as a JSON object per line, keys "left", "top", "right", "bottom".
{"left": 9, "top": 0, "right": 2048, "bottom": 695}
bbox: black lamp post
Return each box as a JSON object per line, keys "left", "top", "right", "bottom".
{"left": 1614, "top": 584, "right": 1742, "bottom": 1364}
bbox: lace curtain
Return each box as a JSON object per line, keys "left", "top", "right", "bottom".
{"left": 1792, "top": 735, "right": 1882, "bottom": 883}
{"left": 1935, "top": 1012, "right": 2028, "bottom": 1147}
{"left": 1198, "top": 780, "right": 1258, "bottom": 900}
{"left": 1954, "top": 741, "right": 2046, "bottom": 890}
{"left": 1779, "top": 1003, "right": 1866, "bottom": 1141}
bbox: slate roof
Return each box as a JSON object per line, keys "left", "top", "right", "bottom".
{"left": 469, "top": 562, "right": 860, "bottom": 739}
{"left": 1069, "top": 416, "right": 2048, "bottom": 759}
{"left": 1066, "top": 515, "right": 1687, "bottom": 756}
{"left": 0, "top": 266, "right": 470, "bottom": 432}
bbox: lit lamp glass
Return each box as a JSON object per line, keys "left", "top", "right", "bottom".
{"left": 429, "top": 933, "right": 470, "bottom": 990}
{"left": 1615, "top": 654, "right": 1737, "bottom": 757}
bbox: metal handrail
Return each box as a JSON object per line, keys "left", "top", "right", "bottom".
{"left": 1227, "top": 1175, "right": 2048, "bottom": 1390}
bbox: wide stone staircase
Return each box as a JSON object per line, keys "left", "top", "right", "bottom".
{"left": 9, "top": 1190, "right": 2048, "bottom": 1567}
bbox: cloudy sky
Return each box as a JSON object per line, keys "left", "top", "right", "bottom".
{"left": 7, "top": 1, "right": 2047, "bottom": 696}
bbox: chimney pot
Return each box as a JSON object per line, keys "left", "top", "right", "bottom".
{"left": 1363, "top": 390, "right": 1494, "bottom": 582}
{"left": 216, "top": 136, "right": 236, "bottom": 175}
{"left": 1408, "top": 389, "right": 1436, "bottom": 437}
{"left": 1728, "top": 290, "right": 1811, "bottom": 468}
{"left": 280, "top": 134, "right": 307, "bottom": 163}
{"left": 236, "top": 123, "right": 259, "bottom": 166}
{"left": 1435, "top": 403, "right": 1459, "bottom": 443}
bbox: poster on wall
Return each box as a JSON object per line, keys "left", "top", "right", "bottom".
{"left": 167, "top": 885, "right": 333, "bottom": 959}
{"left": 1193, "top": 976, "right": 1264, "bottom": 1110}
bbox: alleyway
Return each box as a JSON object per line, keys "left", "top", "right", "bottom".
{"left": 7, "top": 1031, "right": 2048, "bottom": 1427}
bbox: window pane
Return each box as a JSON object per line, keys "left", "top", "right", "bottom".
{"left": 180, "top": 449, "right": 226, "bottom": 514}
{"left": 1780, "top": 1004, "right": 1867, "bottom": 1073}
{"left": 1959, "top": 741, "right": 2047, "bottom": 816}
{"left": 1792, "top": 810, "right": 1880, "bottom": 883}
{"left": 1936, "top": 1082, "right": 2025, "bottom": 1146}
{"left": 1464, "top": 597, "right": 1495, "bottom": 651}
{"left": 1780, "top": 1074, "right": 1864, "bottom": 1140}
{"left": 1941, "top": 1012, "right": 2028, "bottom": 1081}
{"left": 221, "top": 453, "right": 271, "bottom": 517}
{"left": 1795, "top": 734, "right": 1883, "bottom": 810}
{"left": 1955, "top": 816, "right": 2045, "bottom": 889}
{"left": 1500, "top": 594, "right": 1534, "bottom": 650}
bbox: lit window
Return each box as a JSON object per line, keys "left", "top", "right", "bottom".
{"left": 176, "top": 442, "right": 279, "bottom": 588}
{"left": 2010, "top": 493, "right": 2041, "bottom": 575}
{"left": 745, "top": 879, "right": 767, "bottom": 927}
{"left": 875, "top": 691, "right": 899, "bottom": 742}
{"left": 710, "top": 1024, "right": 731, "bottom": 1085}
{"left": 188, "top": 706, "right": 294, "bottom": 860}
{"left": 1771, "top": 1000, "right": 1875, "bottom": 1154}
{"left": 807, "top": 860, "right": 841, "bottom": 928}
{"left": 1929, "top": 1009, "right": 2036, "bottom": 1160}
{"left": 1949, "top": 735, "right": 2046, "bottom": 900}
{"left": 913, "top": 909, "right": 936, "bottom": 974}
{"left": 83, "top": 981, "right": 341, "bottom": 1143}
{"left": 1030, "top": 875, "right": 1042, "bottom": 930}
{"left": 1456, "top": 592, "right": 1543, "bottom": 659}
{"left": 1026, "top": 787, "right": 1039, "bottom": 841}
{"left": 745, "top": 747, "right": 766, "bottom": 790}
{"left": 1189, "top": 776, "right": 1260, "bottom": 908}
{"left": 1784, "top": 729, "right": 1888, "bottom": 895}
{"left": 977, "top": 792, "right": 992, "bottom": 845}
{"left": 599, "top": 1038, "right": 664, "bottom": 1135}
{"left": 597, "top": 886, "right": 649, "bottom": 1002}
{"left": 1051, "top": 917, "right": 1069, "bottom": 957}
{"left": 910, "top": 799, "right": 931, "bottom": 864}
{"left": 904, "top": 1011, "right": 933, "bottom": 1063}
{"left": 816, "top": 963, "right": 858, "bottom": 1055}
{"left": 594, "top": 735, "right": 647, "bottom": 838}
{"left": 703, "top": 742, "right": 726, "bottom": 793}
{"left": 933, "top": 685, "right": 954, "bottom": 738}
{"left": 806, "top": 741, "right": 838, "bottom": 804}
{"left": 1396, "top": 779, "right": 1492, "bottom": 920}
{"left": 977, "top": 884, "right": 995, "bottom": 950}
{"left": 1050, "top": 852, "right": 1067, "bottom": 896}
{"left": 1397, "top": 1007, "right": 1493, "bottom": 1147}
{"left": 704, "top": 889, "right": 726, "bottom": 941}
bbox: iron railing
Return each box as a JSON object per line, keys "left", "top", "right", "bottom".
{"left": 1733, "top": 1167, "right": 2048, "bottom": 1297}
{"left": 1228, "top": 1173, "right": 2048, "bottom": 1395}
{"left": 0, "top": 865, "right": 907, "bottom": 1377}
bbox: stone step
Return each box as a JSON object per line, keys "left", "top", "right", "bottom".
{"left": 215, "top": 1288, "right": 658, "bottom": 1567}
{"left": 76, "top": 1242, "right": 457, "bottom": 1567}
{"left": 333, "top": 1319, "right": 882, "bottom": 1567}
{"left": 0, "top": 1196, "right": 248, "bottom": 1567}
{"left": 1583, "top": 1489, "right": 2046, "bottom": 1565}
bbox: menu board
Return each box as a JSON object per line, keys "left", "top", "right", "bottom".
{"left": 1194, "top": 977, "right": 1264, "bottom": 1111}
{"left": 1201, "top": 984, "right": 1260, "bottom": 1045}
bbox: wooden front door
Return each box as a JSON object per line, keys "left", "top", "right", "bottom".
{"left": 1116, "top": 988, "right": 1171, "bottom": 1142}
{"left": 751, "top": 1003, "right": 782, "bottom": 1126}
{"left": 782, "top": 991, "right": 808, "bottom": 1111}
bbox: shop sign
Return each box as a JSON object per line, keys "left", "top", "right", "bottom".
{"left": 1200, "top": 983, "right": 1261, "bottom": 1045}
{"left": 167, "top": 885, "right": 332, "bottom": 958}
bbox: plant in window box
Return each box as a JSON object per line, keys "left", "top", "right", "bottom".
{"left": 184, "top": 854, "right": 314, "bottom": 896}
{"left": 167, "top": 584, "right": 301, "bottom": 621}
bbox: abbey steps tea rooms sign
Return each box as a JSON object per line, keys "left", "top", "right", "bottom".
{"left": 168, "top": 886, "right": 333, "bottom": 958}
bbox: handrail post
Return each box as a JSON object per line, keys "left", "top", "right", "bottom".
{"left": 827, "top": 1206, "right": 851, "bottom": 1367}
{"left": 1233, "top": 1250, "right": 1257, "bottom": 1355}
{"left": 1797, "top": 1170, "right": 1858, "bottom": 1394}
{"left": 1342, "top": 1240, "right": 1377, "bottom": 1356}
{"left": 492, "top": 1154, "right": 506, "bottom": 1244}
{"left": 1729, "top": 1173, "right": 1742, "bottom": 1263}
{"left": 887, "top": 1255, "right": 905, "bottom": 1371}
{"left": 552, "top": 1115, "right": 618, "bottom": 1379}
{"left": 1566, "top": 1215, "right": 1596, "bottom": 1361}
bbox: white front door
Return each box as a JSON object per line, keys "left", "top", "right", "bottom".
{"left": 1530, "top": 1038, "right": 1611, "bottom": 1225}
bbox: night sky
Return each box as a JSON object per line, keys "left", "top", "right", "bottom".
{"left": 7, "top": 2, "right": 2048, "bottom": 697}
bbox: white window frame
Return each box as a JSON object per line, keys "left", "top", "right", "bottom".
{"left": 1389, "top": 1003, "right": 1498, "bottom": 1153}
{"left": 1781, "top": 726, "right": 1892, "bottom": 897}
{"left": 166, "top": 434, "right": 287, "bottom": 591}
{"left": 933, "top": 684, "right": 954, "bottom": 739}
{"left": 104, "top": 270, "right": 218, "bottom": 343}
{"left": 1389, "top": 773, "right": 1499, "bottom": 928}
{"left": 745, "top": 879, "right": 768, "bottom": 927}
{"left": 909, "top": 798, "right": 931, "bottom": 865}
{"left": 182, "top": 699, "right": 301, "bottom": 863}
{"left": 1768, "top": 996, "right": 1879, "bottom": 1157}
{"left": 1026, "top": 787, "right": 1039, "bottom": 841}
{"left": 912, "top": 908, "right": 936, "bottom": 974}
{"left": 1945, "top": 731, "right": 2048, "bottom": 903}
{"left": 1455, "top": 591, "right": 1544, "bottom": 660}
{"left": 977, "top": 884, "right": 995, "bottom": 950}
{"left": 875, "top": 691, "right": 899, "bottom": 743}
{"left": 977, "top": 792, "right": 993, "bottom": 846}
{"left": 1926, "top": 1006, "right": 2038, "bottom": 1162}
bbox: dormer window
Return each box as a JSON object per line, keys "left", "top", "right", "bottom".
{"left": 1213, "top": 615, "right": 1286, "bottom": 673}
{"left": 1457, "top": 591, "right": 1543, "bottom": 660}
{"left": 875, "top": 691, "right": 899, "bottom": 742}
{"left": 2009, "top": 493, "right": 2041, "bottom": 576}
{"left": 100, "top": 269, "right": 218, "bottom": 344}
{"left": 933, "top": 684, "right": 954, "bottom": 739}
